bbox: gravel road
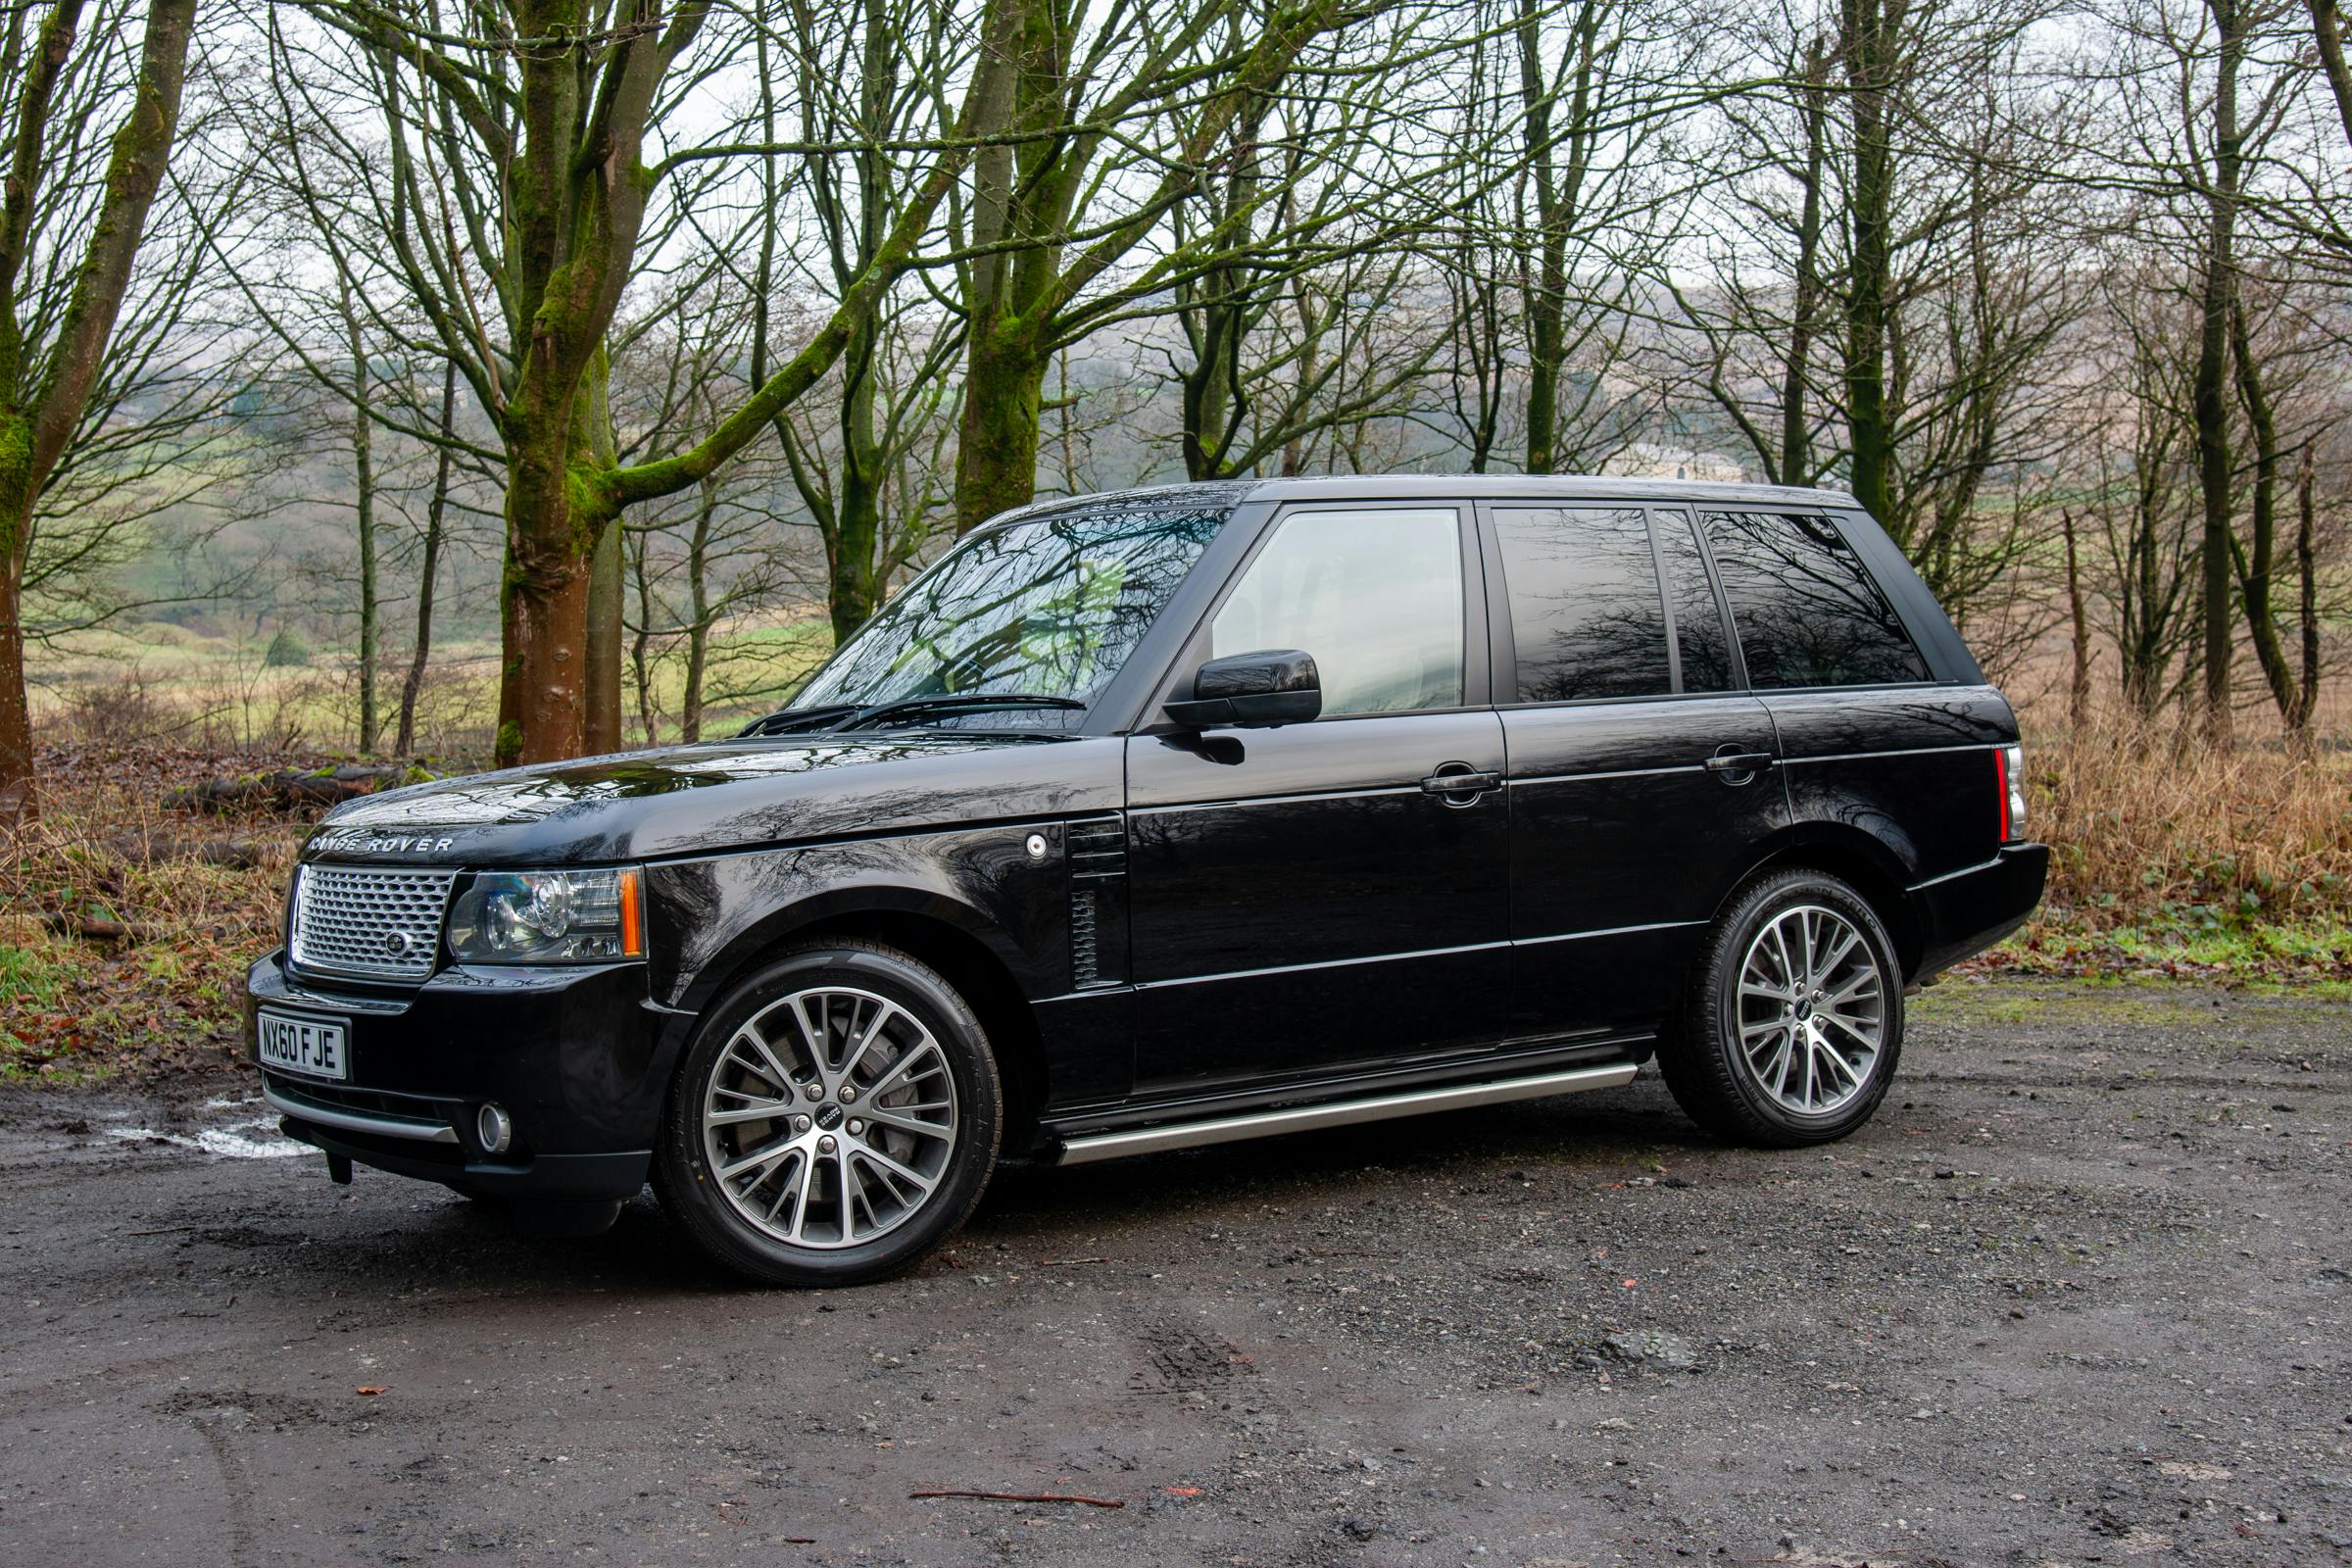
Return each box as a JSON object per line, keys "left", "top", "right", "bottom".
{"left": 2, "top": 977, "right": 2348, "bottom": 1567}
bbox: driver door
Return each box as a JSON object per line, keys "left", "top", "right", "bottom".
{"left": 1122, "top": 505, "right": 1511, "bottom": 1098}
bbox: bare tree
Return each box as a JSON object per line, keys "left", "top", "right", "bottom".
{"left": 0, "top": 0, "right": 203, "bottom": 822}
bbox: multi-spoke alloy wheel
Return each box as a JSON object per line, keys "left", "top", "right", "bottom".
{"left": 656, "top": 943, "right": 1001, "bottom": 1287}
{"left": 702, "top": 986, "right": 959, "bottom": 1250}
{"left": 1657, "top": 869, "right": 1904, "bottom": 1147}
{"left": 1734, "top": 905, "right": 1886, "bottom": 1115}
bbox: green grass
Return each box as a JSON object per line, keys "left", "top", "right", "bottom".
{"left": 0, "top": 942, "right": 73, "bottom": 1010}
{"left": 1981, "top": 917, "right": 2352, "bottom": 1001}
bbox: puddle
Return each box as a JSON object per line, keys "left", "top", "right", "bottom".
{"left": 109, "top": 1116, "right": 309, "bottom": 1159}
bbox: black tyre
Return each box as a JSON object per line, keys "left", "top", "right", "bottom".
{"left": 653, "top": 941, "right": 1002, "bottom": 1287}
{"left": 1657, "top": 868, "right": 1904, "bottom": 1148}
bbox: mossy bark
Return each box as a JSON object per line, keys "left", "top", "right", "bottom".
{"left": 0, "top": 0, "right": 200, "bottom": 824}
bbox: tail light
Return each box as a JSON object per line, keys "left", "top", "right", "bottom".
{"left": 1994, "top": 744, "right": 2027, "bottom": 843}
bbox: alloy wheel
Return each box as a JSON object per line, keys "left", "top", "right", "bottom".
{"left": 700, "top": 985, "right": 958, "bottom": 1250}
{"left": 1734, "top": 904, "right": 1886, "bottom": 1115}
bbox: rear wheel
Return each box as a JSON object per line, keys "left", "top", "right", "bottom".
{"left": 1657, "top": 868, "right": 1903, "bottom": 1147}
{"left": 653, "top": 941, "right": 1002, "bottom": 1287}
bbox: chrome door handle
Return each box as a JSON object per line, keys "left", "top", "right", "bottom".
{"left": 1421, "top": 766, "right": 1501, "bottom": 804}
{"left": 1702, "top": 752, "right": 1777, "bottom": 773}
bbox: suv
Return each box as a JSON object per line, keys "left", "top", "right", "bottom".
{"left": 248, "top": 477, "right": 2045, "bottom": 1286}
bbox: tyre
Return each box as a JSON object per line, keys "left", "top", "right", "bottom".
{"left": 1657, "top": 868, "right": 1903, "bottom": 1148}
{"left": 653, "top": 941, "right": 1002, "bottom": 1287}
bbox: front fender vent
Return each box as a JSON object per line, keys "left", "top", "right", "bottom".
{"left": 1065, "top": 815, "right": 1129, "bottom": 990}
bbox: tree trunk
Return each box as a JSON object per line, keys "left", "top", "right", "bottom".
{"left": 683, "top": 482, "right": 713, "bottom": 744}
{"left": 0, "top": 492, "right": 31, "bottom": 824}
{"left": 1516, "top": 0, "right": 1571, "bottom": 475}
{"left": 1839, "top": 0, "right": 1900, "bottom": 533}
{"left": 0, "top": 0, "right": 201, "bottom": 825}
{"left": 956, "top": 324, "right": 1050, "bottom": 531}
{"left": 2294, "top": 443, "right": 2320, "bottom": 734}
{"left": 578, "top": 348, "right": 622, "bottom": 754}
{"left": 2064, "top": 509, "right": 2090, "bottom": 736}
{"left": 395, "top": 360, "right": 456, "bottom": 757}
{"left": 628, "top": 527, "right": 660, "bottom": 749}
{"left": 583, "top": 514, "right": 623, "bottom": 752}
{"left": 1780, "top": 39, "right": 1830, "bottom": 488}
{"left": 2228, "top": 296, "right": 2302, "bottom": 731}
{"left": 495, "top": 416, "right": 606, "bottom": 766}
{"left": 343, "top": 284, "right": 379, "bottom": 753}
{"left": 2192, "top": 0, "right": 2245, "bottom": 746}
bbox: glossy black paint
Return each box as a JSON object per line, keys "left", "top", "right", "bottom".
{"left": 1125, "top": 710, "right": 1512, "bottom": 1093}
{"left": 248, "top": 474, "right": 2046, "bottom": 1198}
{"left": 1165, "top": 648, "right": 1323, "bottom": 727}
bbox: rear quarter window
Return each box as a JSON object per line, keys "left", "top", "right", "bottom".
{"left": 1699, "top": 511, "right": 1930, "bottom": 689}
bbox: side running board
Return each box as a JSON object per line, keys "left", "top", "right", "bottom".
{"left": 1054, "top": 1060, "right": 1639, "bottom": 1166}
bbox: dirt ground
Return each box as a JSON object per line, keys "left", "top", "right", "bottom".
{"left": 1, "top": 976, "right": 2347, "bottom": 1567}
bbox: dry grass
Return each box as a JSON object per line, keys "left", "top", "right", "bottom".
{"left": 1, "top": 742, "right": 315, "bottom": 1082}
{"left": 2030, "top": 726, "right": 2352, "bottom": 931}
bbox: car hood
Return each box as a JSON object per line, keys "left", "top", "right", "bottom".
{"left": 301, "top": 732, "right": 1123, "bottom": 866}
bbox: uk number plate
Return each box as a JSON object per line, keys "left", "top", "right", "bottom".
{"left": 257, "top": 1010, "right": 349, "bottom": 1081}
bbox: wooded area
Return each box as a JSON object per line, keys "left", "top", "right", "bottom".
{"left": 3, "top": 0, "right": 2351, "bottom": 822}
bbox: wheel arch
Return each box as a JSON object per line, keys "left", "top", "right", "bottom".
{"left": 675, "top": 890, "right": 1051, "bottom": 1150}
{"left": 1711, "top": 825, "right": 1924, "bottom": 979}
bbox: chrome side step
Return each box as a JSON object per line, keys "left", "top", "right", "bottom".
{"left": 1054, "top": 1060, "right": 1639, "bottom": 1166}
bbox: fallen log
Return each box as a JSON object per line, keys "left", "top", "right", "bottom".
{"left": 103, "top": 831, "right": 266, "bottom": 870}
{"left": 41, "top": 911, "right": 162, "bottom": 945}
{"left": 169, "top": 763, "right": 431, "bottom": 816}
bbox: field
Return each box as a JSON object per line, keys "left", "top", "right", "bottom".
{"left": 28, "top": 612, "right": 837, "bottom": 758}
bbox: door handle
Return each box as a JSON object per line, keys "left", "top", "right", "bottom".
{"left": 1703, "top": 749, "right": 1778, "bottom": 779}
{"left": 1421, "top": 766, "right": 1502, "bottom": 804}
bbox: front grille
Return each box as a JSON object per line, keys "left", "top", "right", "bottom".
{"left": 290, "top": 865, "right": 457, "bottom": 980}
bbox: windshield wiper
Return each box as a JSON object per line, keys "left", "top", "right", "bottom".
{"left": 834, "top": 693, "right": 1088, "bottom": 732}
{"left": 735, "top": 702, "right": 863, "bottom": 738}
{"left": 737, "top": 692, "right": 1087, "bottom": 738}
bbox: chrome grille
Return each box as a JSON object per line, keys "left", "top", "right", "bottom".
{"left": 290, "top": 865, "right": 457, "bottom": 980}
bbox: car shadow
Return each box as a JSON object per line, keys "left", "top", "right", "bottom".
{"left": 261, "top": 1081, "right": 1711, "bottom": 1297}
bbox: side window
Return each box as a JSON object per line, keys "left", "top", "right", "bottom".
{"left": 1652, "top": 509, "right": 1735, "bottom": 693}
{"left": 1700, "top": 511, "right": 1930, "bottom": 689}
{"left": 1212, "top": 509, "right": 1464, "bottom": 715}
{"left": 1492, "top": 507, "right": 1671, "bottom": 702}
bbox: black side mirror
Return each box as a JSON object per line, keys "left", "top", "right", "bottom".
{"left": 1163, "top": 649, "right": 1322, "bottom": 729}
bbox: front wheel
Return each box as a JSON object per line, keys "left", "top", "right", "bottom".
{"left": 653, "top": 942, "right": 1002, "bottom": 1287}
{"left": 1657, "top": 868, "right": 1903, "bottom": 1148}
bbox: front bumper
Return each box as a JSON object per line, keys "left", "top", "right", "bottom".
{"left": 245, "top": 951, "right": 690, "bottom": 1200}
{"left": 1911, "top": 841, "right": 2050, "bottom": 978}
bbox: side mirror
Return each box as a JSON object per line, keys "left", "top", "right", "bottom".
{"left": 1163, "top": 649, "right": 1322, "bottom": 729}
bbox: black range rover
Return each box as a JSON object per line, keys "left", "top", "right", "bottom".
{"left": 248, "top": 477, "right": 2046, "bottom": 1286}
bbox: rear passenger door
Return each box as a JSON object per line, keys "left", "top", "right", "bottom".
{"left": 1487, "top": 503, "right": 1788, "bottom": 1040}
{"left": 1696, "top": 508, "right": 1994, "bottom": 889}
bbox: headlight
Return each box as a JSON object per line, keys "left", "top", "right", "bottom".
{"left": 447, "top": 868, "right": 645, "bottom": 963}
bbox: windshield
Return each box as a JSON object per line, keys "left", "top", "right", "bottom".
{"left": 792, "top": 496, "right": 1232, "bottom": 716}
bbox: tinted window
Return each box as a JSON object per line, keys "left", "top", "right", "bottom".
{"left": 1493, "top": 507, "right": 1671, "bottom": 702}
{"left": 1652, "top": 509, "right": 1735, "bottom": 693}
{"left": 1701, "top": 511, "right": 1930, "bottom": 688}
{"left": 1213, "top": 509, "right": 1463, "bottom": 715}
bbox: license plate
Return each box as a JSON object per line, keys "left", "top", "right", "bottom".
{"left": 257, "top": 1010, "right": 349, "bottom": 1081}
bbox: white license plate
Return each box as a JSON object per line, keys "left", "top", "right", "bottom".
{"left": 257, "top": 1010, "right": 349, "bottom": 1081}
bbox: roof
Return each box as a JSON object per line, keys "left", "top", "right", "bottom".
{"left": 1239, "top": 473, "right": 1853, "bottom": 508}
{"left": 982, "top": 474, "right": 1858, "bottom": 532}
